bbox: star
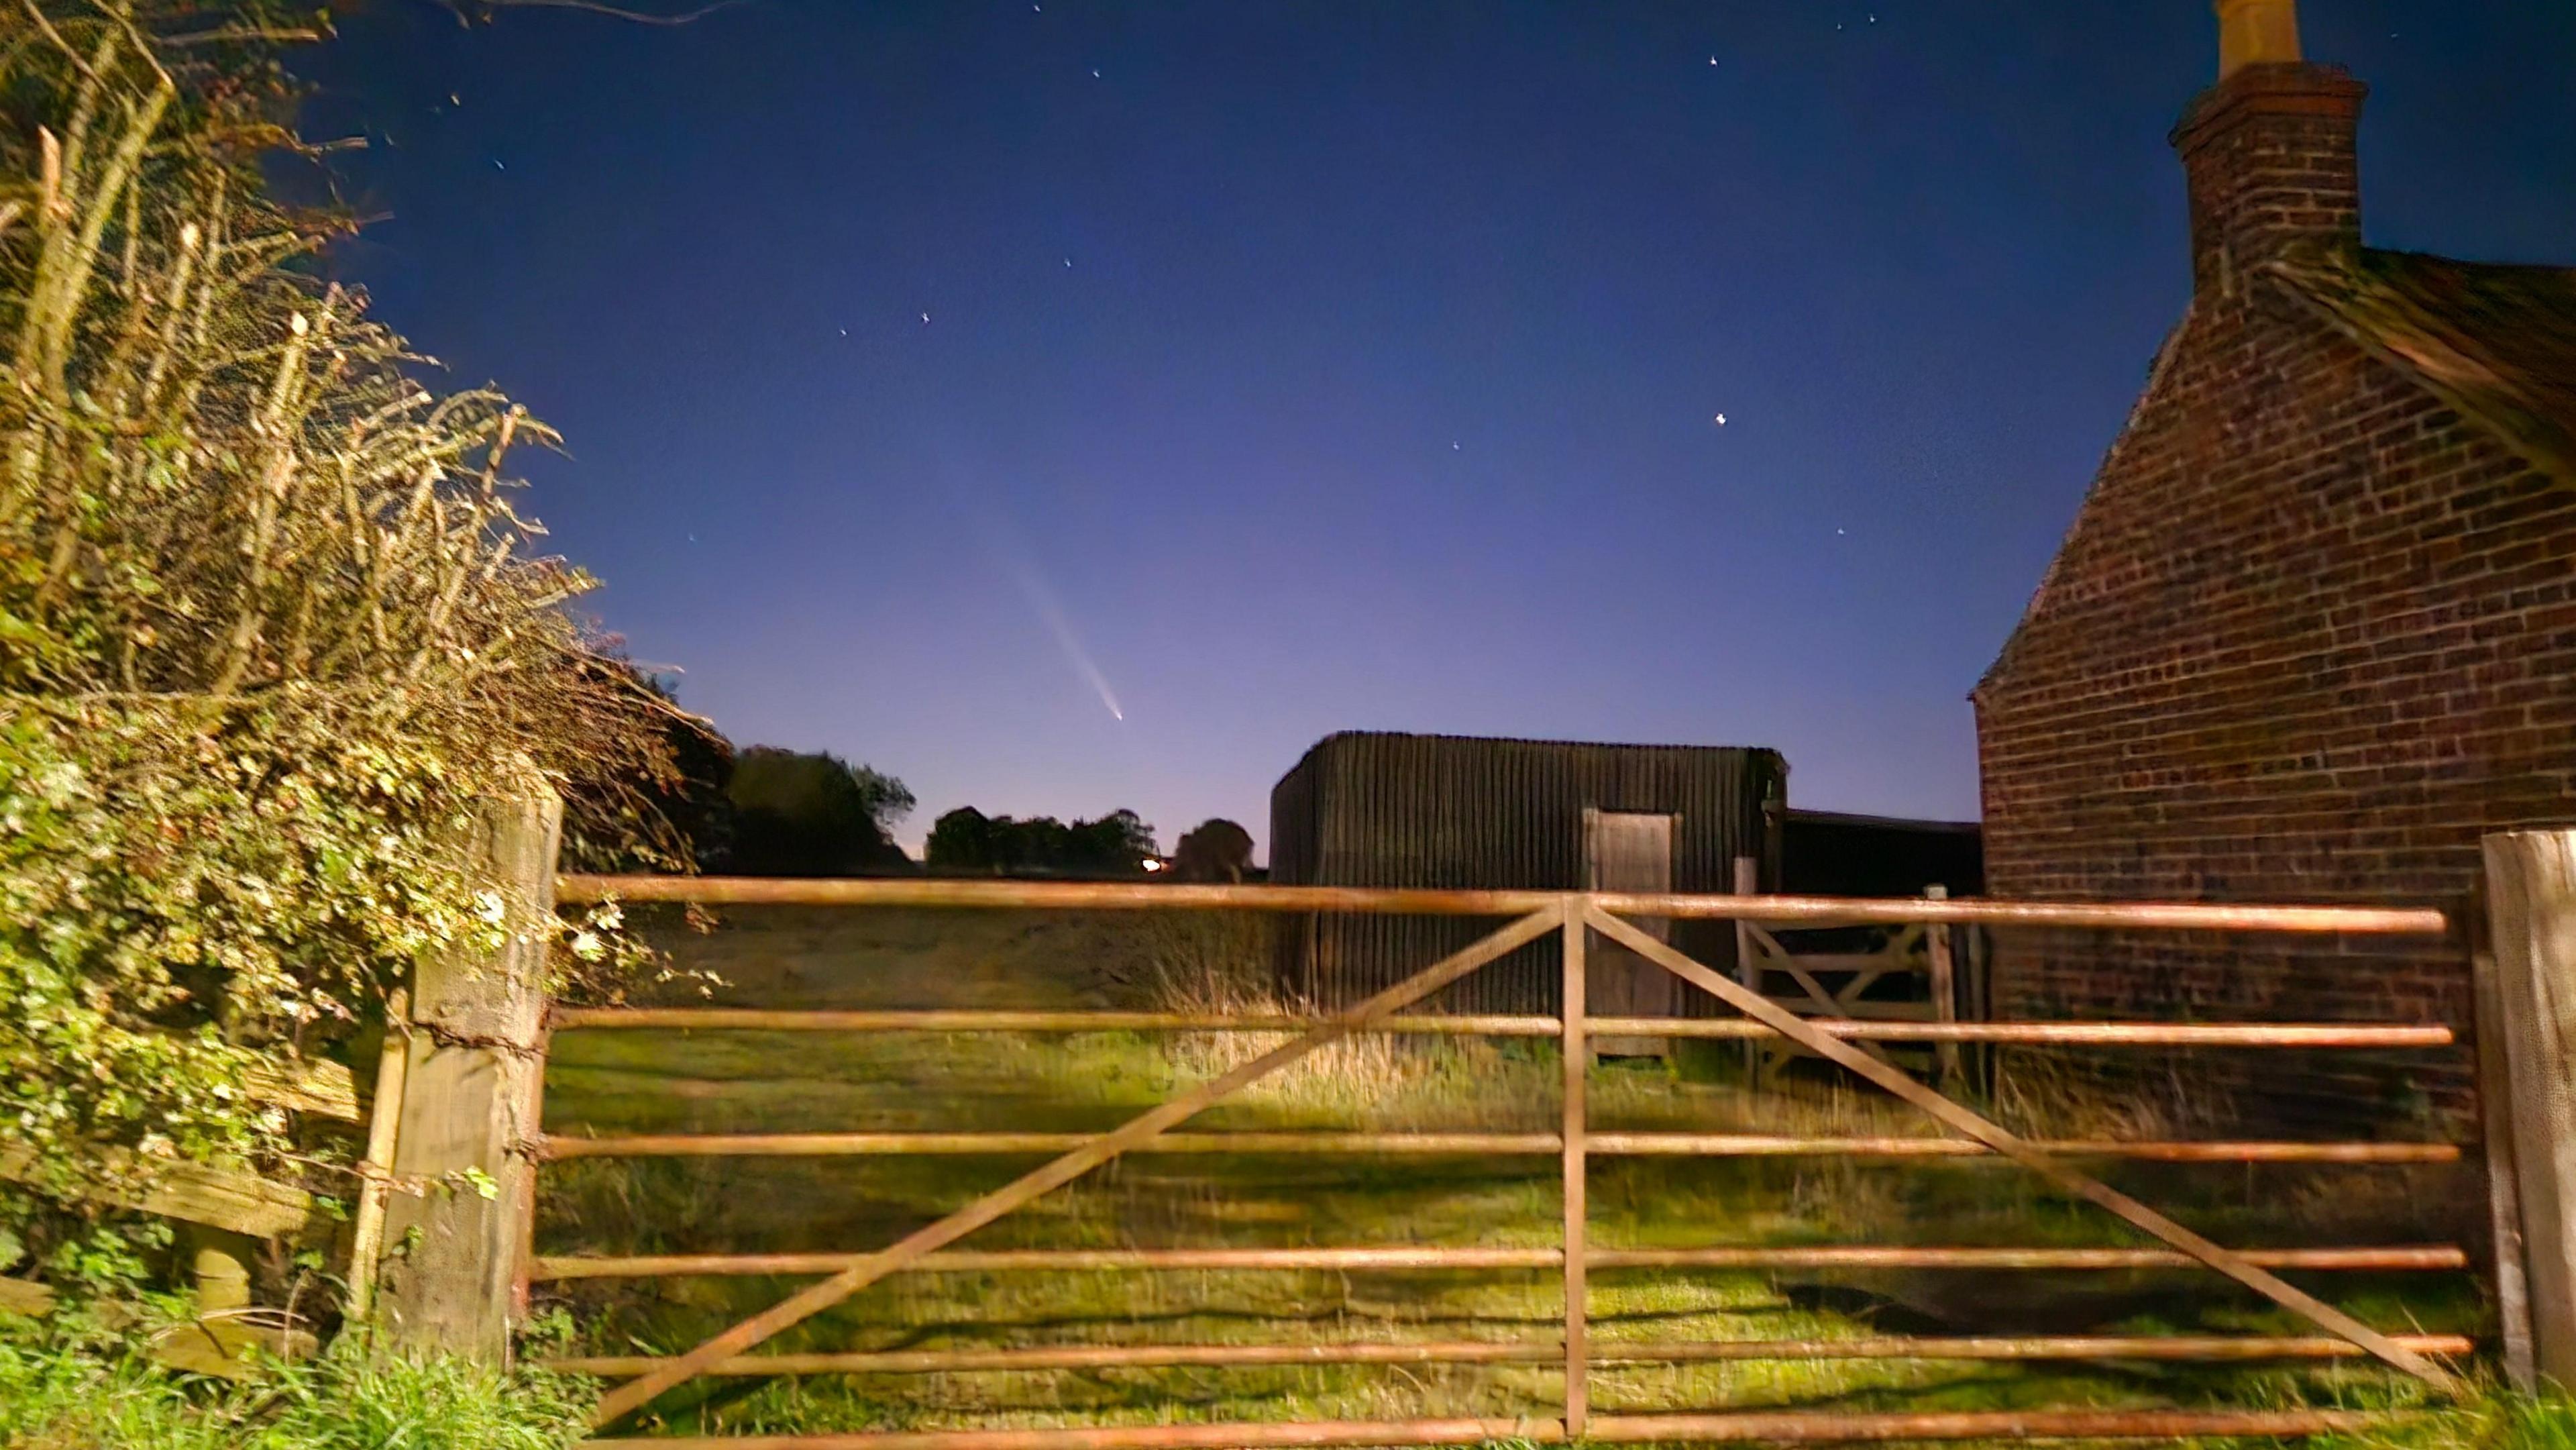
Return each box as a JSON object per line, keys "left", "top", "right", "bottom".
{"left": 1836, "top": 527, "right": 1847, "bottom": 536}
{"left": 1713, "top": 413, "right": 1727, "bottom": 426}
{"left": 1091, "top": 69, "right": 1102, "bottom": 78}
{"left": 838, "top": 327, "right": 848, "bottom": 336}
{"left": 1452, "top": 442, "right": 1460, "bottom": 450}
{"left": 921, "top": 312, "right": 931, "bottom": 323}
{"left": 1708, "top": 56, "right": 1717, "bottom": 66}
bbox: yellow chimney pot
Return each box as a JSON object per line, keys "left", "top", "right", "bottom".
{"left": 2215, "top": 0, "right": 2304, "bottom": 79}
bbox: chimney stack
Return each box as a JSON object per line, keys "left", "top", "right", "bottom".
{"left": 2215, "top": 0, "right": 2302, "bottom": 76}
{"left": 2171, "top": 0, "right": 2365, "bottom": 295}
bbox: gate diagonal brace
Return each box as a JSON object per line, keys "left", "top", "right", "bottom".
{"left": 1743, "top": 921, "right": 1895, "bottom": 1069}
{"left": 585, "top": 908, "right": 1563, "bottom": 1429}
{"left": 1582, "top": 904, "right": 2461, "bottom": 1395}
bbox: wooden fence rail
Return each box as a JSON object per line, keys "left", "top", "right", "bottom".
{"left": 529, "top": 1243, "right": 2471, "bottom": 1281}
{"left": 556, "top": 872, "right": 2448, "bottom": 934}
{"left": 0, "top": 1046, "right": 363, "bottom": 1374}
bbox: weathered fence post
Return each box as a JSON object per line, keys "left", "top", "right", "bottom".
{"left": 2473, "top": 901, "right": 2539, "bottom": 1392}
{"left": 2481, "top": 829, "right": 2576, "bottom": 1388}
{"left": 377, "top": 790, "right": 561, "bottom": 1361}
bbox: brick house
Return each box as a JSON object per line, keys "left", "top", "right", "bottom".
{"left": 1972, "top": 0, "right": 2576, "bottom": 1125}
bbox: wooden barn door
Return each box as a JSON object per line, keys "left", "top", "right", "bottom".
{"left": 1583, "top": 809, "right": 1682, "bottom": 1055}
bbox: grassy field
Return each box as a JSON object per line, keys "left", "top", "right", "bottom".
{"left": 535, "top": 905, "right": 2491, "bottom": 1443}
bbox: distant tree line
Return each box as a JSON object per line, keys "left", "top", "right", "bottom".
{"left": 621, "top": 713, "right": 1261, "bottom": 882}
{"left": 924, "top": 808, "right": 1159, "bottom": 877}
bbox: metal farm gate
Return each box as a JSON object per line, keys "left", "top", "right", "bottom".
{"left": 528, "top": 874, "right": 2487, "bottom": 1446}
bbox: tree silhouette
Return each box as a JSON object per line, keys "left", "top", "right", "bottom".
{"left": 925, "top": 807, "right": 1000, "bottom": 871}
{"left": 724, "top": 748, "right": 914, "bottom": 876}
{"left": 1169, "top": 819, "right": 1256, "bottom": 883}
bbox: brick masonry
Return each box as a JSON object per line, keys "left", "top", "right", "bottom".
{"left": 1972, "top": 62, "right": 2576, "bottom": 1130}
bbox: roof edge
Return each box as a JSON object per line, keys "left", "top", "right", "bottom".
{"left": 1299, "top": 729, "right": 1778, "bottom": 756}
{"left": 2259, "top": 250, "right": 2576, "bottom": 489}
{"left": 1783, "top": 808, "right": 1980, "bottom": 835}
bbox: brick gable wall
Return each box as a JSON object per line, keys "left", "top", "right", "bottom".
{"left": 1972, "top": 278, "right": 2576, "bottom": 1129}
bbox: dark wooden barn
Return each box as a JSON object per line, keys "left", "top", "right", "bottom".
{"left": 1267, "top": 731, "right": 1786, "bottom": 1038}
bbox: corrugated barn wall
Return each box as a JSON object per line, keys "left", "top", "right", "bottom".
{"left": 1268, "top": 732, "right": 1787, "bottom": 1015}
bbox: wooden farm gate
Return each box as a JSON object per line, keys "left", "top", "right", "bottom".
{"left": 1728, "top": 863, "right": 1990, "bottom": 1091}
{"left": 529, "top": 874, "right": 2487, "bottom": 1446}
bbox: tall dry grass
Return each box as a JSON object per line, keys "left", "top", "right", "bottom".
{"left": 1120, "top": 912, "right": 1555, "bottom": 1130}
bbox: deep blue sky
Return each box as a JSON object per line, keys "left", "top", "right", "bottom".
{"left": 303, "top": 2, "right": 2575, "bottom": 858}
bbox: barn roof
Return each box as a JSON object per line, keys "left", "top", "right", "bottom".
{"left": 1297, "top": 729, "right": 1770, "bottom": 757}
{"left": 2266, "top": 245, "right": 2576, "bottom": 488}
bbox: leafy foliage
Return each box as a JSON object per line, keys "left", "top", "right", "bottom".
{"left": 924, "top": 805, "right": 1157, "bottom": 876}
{"left": 0, "top": 0, "right": 677, "bottom": 1280}
{"left": 0, "top": 701, "right": 505, "bottom": 1184}
{"left": 560, "top": 665, "right": 735, "bottom": 872}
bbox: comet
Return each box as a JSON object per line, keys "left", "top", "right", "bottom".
{"left": 939, "top": 454, "right": 1128, "bottom": 724}
{"left": 1008, "top": 556, "right": 1126, "bottom": 722}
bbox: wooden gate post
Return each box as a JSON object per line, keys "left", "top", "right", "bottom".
{"left": 2481, "top": 829, "right": 2576, "bottom": 1388}
{"left": 377, "top": 790, "right": 561, "bottom": 1361}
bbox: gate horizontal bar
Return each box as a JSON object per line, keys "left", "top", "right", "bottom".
{"left": 548, "top": 1008, "right": 1562, "bottom": 1036}
{"left": 1592, "top": 1243, "right": 2469, "bottom": 1270}
{"left": 540, "top": 1132, "right": 1559, "bottom": 1158}
{"left": 586, "top": 1408, "right": 2398, "bottom": 1448}
{"left": 555, "top": 874, "right": 2448, "bottom": 935}
{"left": 1588, "top": 1409, "right": 2396, "bottom": 1443}
{"left": 539, "top": 1131, "right": 2458, "bottom": 1163}
{"left": 536, "top": 1246, "right": 1560, "bottom": 1279}
{"left": 586, "top": 1420, "right": 1566, "bottom": 1450}
{"left": 546, "top": 1331, "right": 2470, "bottom": 1377}
{"left": 547, "top": 1007, "right": 2453, "bottom": 1048}
{"left": 1586, "top": 1135, "right": 2459, "bottom": 1163}
{"left": 1592, "top": 1017, "right": 2453, "bottom": 1045}
{"left": 530, "top": 1241, "right": 2467, "bottom": 1280}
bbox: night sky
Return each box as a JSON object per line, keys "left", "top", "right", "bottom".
{"left": 301, "top": 2, "right": 2576, "bottom": 858}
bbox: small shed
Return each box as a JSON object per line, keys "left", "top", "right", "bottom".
{"left": 1268, "top": 731, "right": 1786, "bottom": 1043}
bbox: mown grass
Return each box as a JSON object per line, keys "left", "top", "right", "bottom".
{"left": 534, "top": 906, "right": 2495, "bottom": 1443}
